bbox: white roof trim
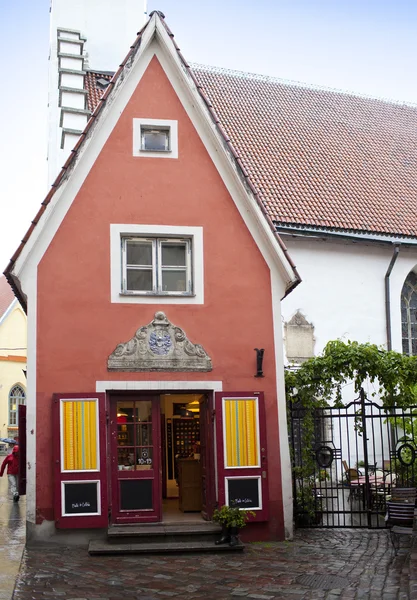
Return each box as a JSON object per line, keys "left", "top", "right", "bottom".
{"left": 0, "top": 297, "right": 18, "bottom": 327}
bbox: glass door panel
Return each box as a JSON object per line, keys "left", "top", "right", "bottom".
{"left": 111, "top": 396, "right": 161, "bottom": 523}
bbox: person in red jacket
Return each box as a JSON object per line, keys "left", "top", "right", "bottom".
{"left": 0, "top": 445, "right": 19, "bottom": 502}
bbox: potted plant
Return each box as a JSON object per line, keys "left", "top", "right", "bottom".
{"left": 212, "top": 504, "right": 255, "bottom": 546}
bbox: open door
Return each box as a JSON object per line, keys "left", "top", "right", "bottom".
{"left": 199, "top": 394, "right": 215, "bottom": 520}
{"left": 18, "top": 404, "right": 26, "bottom": 496}
{"left": 110, "top": 395, "right": 161, "bottom": 524}
{"left": 215, "top": 392, "right": 269, "bottom": 521}
{"left": 53, "top": 393, "right": 108, "bottom": 529}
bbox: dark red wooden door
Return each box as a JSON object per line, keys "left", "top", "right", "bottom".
{"left": 18, "top": 405, "right": 26, "bottom": 496}
{"left": 110, "top": 396, "right": 161, "bottom": 523}
{"left": 199, "top": 394, "right": 215, "bottom": 520}
{"left": 215, "top": 392, "right": 269, "bottom": 522}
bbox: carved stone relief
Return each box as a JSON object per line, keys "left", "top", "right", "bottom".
{"left": 108, "top": 311, "right": 212, "bottom": 372}
{"left": 284, "top": 310, "right": 315, "bottom": 363}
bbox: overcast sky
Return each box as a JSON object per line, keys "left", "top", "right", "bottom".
{"left": 1, "top": 0, "right": 417, "bottom": 272}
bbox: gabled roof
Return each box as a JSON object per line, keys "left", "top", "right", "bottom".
{"left": 0, "top": 276, "right": 15, "bottom": 321}
{"left": 191, "top": 66, "right": 417, "bottom": 239}
{"left": 84, "top": 55, "right": 417, "bottom": 240}
{"left": 4, "top": 11, "right": 300, "bottom": 311}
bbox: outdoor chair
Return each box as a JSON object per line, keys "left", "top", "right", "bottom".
{"left": 371, "top": 475, "right": 397, "bottom": 511}
{"left": 390, "top": 487, "right": 417, "bottom": 504}
{"left": 345, "top": 468, "right": 361, "bottom": 503}
{"left": 386, "top": 501, "right": 416, "bottom": 555}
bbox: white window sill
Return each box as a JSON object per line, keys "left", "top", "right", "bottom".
{"left": 120, "top": 292, "right": 196, "bottom": 298}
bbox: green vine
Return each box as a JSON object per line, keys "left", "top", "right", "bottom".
{"left": 285, "top": 340, "right": 417, "bottom": 524}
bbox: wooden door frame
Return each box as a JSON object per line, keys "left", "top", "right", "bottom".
{"left": 108, "top": 392, "right": 162, "bottom": 524}
{"left": 106, "top": 388, "right": 217, "bottom": 524}
{"left": 200, "top": 392, "right": 216, "bottom": 520}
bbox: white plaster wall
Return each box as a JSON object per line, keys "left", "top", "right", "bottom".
{"left": 61, "top": 92, "right": 85, "bottom": 110}
{"left": 282, "top": 236, "right": 417, "bottom": 354}
{"left": 60, "top": 73, "right": 84, "bottom": 90}
{"left": 60, "top": 56, "right": 84, "bottom": 71}
{"left": 62, "top": 112, "right": 87, "bottom": 130}
{"left": 282, "top": 235, "right": 417, "bottom": 470}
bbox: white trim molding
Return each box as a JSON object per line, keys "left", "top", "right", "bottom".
{"left": 133, "top": 118, "right": 178, "bottom": 159}
{"left": 96, "top": 380, "right": 223, "bottom": 392}
{"left": 110, "top": 224, "right": 204, "bottom": 304}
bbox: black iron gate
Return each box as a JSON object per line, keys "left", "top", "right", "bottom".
{"left": 290, "top": 390, "right": 417, "bottom": 528}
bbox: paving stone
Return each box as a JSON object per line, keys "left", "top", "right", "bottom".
{"left": 10, "top": 529, "right": 416, "bottom": 600}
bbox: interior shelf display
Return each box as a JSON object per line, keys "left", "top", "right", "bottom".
{"left": 173, "top": 418, "right": 200, "bottom": 478}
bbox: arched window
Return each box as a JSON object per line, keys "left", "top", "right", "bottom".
{"left": 401, "top": 271, "right": 417, "bottom": 355}
{"left": 9, "top": 385, "right": 26, "bottom": 427}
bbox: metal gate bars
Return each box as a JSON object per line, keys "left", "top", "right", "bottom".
{"left": 290, "top": 389, "right": 417, "bottom": 528}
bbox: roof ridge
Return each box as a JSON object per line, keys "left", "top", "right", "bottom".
{"left": 190, "top": 62, "right": 417, "bottom": 110}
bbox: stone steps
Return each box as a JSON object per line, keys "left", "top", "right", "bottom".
{"left": 88, "top": 522, "right": 245, "bottom": 555}
{"left": 88, "top": 539, "right": 244, "bottom": 555}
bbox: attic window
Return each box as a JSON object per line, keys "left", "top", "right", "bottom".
{"left": 141, "top": 126, "right": 170, "bottom": 152}
{"left": 133, "top": 119, "right": 178, "bottom": 159}
{"left": 96, "top": 78, "right": 110, "bottom": 90}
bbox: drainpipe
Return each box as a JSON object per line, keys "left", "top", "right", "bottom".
{"left": 385, "top": 244, "right": 400, "bottom": 351}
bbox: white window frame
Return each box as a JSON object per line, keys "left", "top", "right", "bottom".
{"left": 224, "top": 476, "right": 262, "bottom": 511}
{"left": 110, "top": 225, "right": 204, "bottom": 304}
{"left": 121, "top": 236, "right": 192, "bottom": 296}
{"left": 133, "top": 118, "right": 178, "bottom": 159}
{"left": 8, "top": 384, "right": 26, "bottom": 427}
{"left": 222, "top": 397, "right": 261, "bottom": 469}
{"left": 61, "top": 480, "right": 101, "bottom": 517}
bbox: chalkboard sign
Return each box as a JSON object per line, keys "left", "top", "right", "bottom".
{"left": 120, "top": 479, "right": 153, "bottom": 510}
{"left": 227, "top": 477, "right": 260, "bottom": 509}
{"left": 64, "top": 481, "right": 99, "bottom": 515}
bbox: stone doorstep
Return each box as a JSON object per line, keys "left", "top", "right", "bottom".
{"left": 88, "top": 539, "right": 245, "bottom": 555}
{"left": 107, "top": 523, "right": 221, "bottom": 538}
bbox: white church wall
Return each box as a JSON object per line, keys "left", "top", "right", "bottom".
{"left": 282, "top": 235, "right": 417, "bottom": 471}
{"left": 282, "top": 235, "right": 417, "bottom": 355}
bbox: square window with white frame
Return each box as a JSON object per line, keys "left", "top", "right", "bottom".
{"left": 122, "top": 237, "right": 192, "bottom": 296}
{"left": 133, "top": 119, "right": 178, "bottom": 159}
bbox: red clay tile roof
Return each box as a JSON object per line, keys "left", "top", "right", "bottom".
{"left": 191, "top": 66, "right": 417, "bottom": 238}
{"left": 86, "top": 63, "right": 417, "bottom": 238}
{"left": 0, "top": 276, "right": 15, "bottom": 321}
{"left": 85, "top": 71, "right": 113, "bottom": 112}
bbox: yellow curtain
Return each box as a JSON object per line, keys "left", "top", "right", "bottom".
{"left": 224, "top": 399, "right": 258, "bottom": 467}
{"left": 63, "top": 400, "right": 97, "bottom": 470}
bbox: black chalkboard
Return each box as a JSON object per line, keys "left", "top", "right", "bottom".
{"left": 227, "top": 478, "right": 260, "bottom": 509}
{"left": 64, "top": 482, "right": 98, "bottom": 515}
{"left": 120, "top": 479, "right": 153, "bottom": 510}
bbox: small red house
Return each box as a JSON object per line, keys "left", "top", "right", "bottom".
{"left": 5, "top": 12, "right": 300, "bottom": 546}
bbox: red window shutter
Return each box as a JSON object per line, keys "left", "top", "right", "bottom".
{"left": 53, "top": 393, "right": 108, "bottom": 529}
{"left": 215, "top": 392, "right": 269, "bottom": 522}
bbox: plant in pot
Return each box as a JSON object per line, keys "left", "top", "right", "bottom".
{"left": 212, "top": 504, "right": 255, "bottom": 546}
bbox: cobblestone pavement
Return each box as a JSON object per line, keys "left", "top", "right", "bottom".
{"left": 0, "top": 466, "right": 25, "bottom": 600}
{"left": 12, "top": 529, "right": 413, "bottom": 600}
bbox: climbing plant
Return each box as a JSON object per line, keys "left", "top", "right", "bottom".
{"left": 285, "top": 340, "right": 417, "bottom": 409}
{"left": 286, "top": 340, "right": 417, "bottom": 523}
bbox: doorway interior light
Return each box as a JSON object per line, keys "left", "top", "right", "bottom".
{"left": 186, "top": 400, "right": 200, "bottom": 413}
